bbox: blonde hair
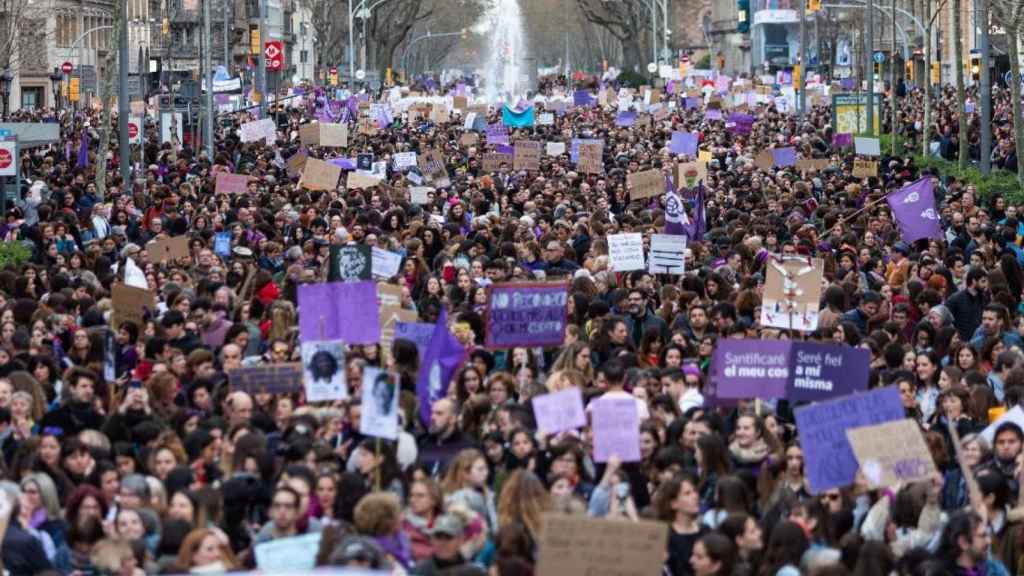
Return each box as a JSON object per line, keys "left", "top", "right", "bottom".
{"left": 441, "top": 448, "right": 485, "bottom": 495}
{"left": 90, "top": 538, "right": 135, "bottom": 573}
{"left": 543, "top": 369, "right": 587, "bottom": 393}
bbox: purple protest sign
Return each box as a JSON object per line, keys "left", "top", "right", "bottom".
{"left": 787, "top": 342, "right": 871, "bottom": 402}
{"left": 592, "top": 397, "right": 641, "bottom": 462}
{"left": 495, "top": 143, "right": 514, "bottom": 155}
{"left": 685, "top": 97, "right": 701, "bottom": 110}
{"left": 705, "top": 108, "right": 723, "bottom": 121}
{"left": 794, "top": 386, "right": 905, "bottom": 493}
{"left": 485, "top": 282, "right": 569, "bottom": 348}
{"left": 727, "top": 113, "right": 754, "bottom": 134}
{"left": 394, "top": 321, "right": 435, "bottom": 359}
{"left": 615, "top": 111, "right": 637, "bottom": 127}
{"left": 772, "top": 147, "right": 797, "bottom": 168}
{"left": 832, "top": 133, "right": 853, "bottom": 149}
{"left": 329, "top": 157, "right": 358, "bottom": 170}
{"left": 532, "top": 387, "right": 586, "bottom": 435}
{"left": 573, "top": 90, "right": 596, "bottom": 107}
{"left": 298, "top": 281, "right": 380, "bottom": 344}
{"left": 486, "top": 123, "right": 509, "bottom": 145}
{"left": 709, "top": 339, "right": 790, "bottom": 399}
{"left": 670, "top": 131, "right": 699, "bottom": 156}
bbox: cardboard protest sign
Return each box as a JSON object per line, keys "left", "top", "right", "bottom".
{"left": 297, "top": 281, "right": 380, "bottom": 343}
{"left": 357, "top": 116, "right": 378, "bottom": 136}
{"left": 546, "top": 142, "right": 566, "bottom": 156}
{"left": 648, "top": 233, "right": 687, "bottom": 274}
{"left": 409, "top": 186, "right": 433, "bottom": 204}
{"left": 847, "top": 419, "right": 938, "bottom": 488}
{"left": 760, "top": 255, "right": 824, "bottom": 331}
{"left": 577, "top": 142, "right": 604, "bottom": 174}
{"left": 608, "top": 233, "right": 645, "bottom": 272}
{"left": 676, "top": 161, "right": 707, "bottom": 189}
{"left": 485, "top": 282, "right": 569, "bottom": 349}
{"left": 482, "top": 152, "right": 514, "bottom": 172}
{"left": 417, "top": 149, "right": 450, "bottom": 187}
{"left": 360, "top": 367, "right": 400, "bottom": 439}
{"left": 796, "top": 158, "right": 829, "bottom": 174}
{"left": 319, "top": 123, "right": 348, "bottom": 147}
{"left": 285, "top": 148, "right": 308, "bottom": 177}
{"left": 754, "top": 149, "right": 775, "bottom": 172}
{"left": 215, "top": 172, "right": 249, "bottom": 194}
{"left": 346, "top": 171, "right": 383, "bottom": 190}
{"left": 794, "top": 385, "right": 905, "bottom": 493}
{"left": 627, "top": 169, "right": 665, "bottom": 200}
{"left": 853, "top": 159, "right": 878, "bottom": 178}
{"left": 379, "top": 306, "right": 418, "bottom": 365}
{"left": 537, "top": 514, "right": 667, "bottom": 576}
{"left": 430, "top": 104, "right": 449, "bottom": 124}
{"left": 299, "top": 122, "right": 321, "bottom": 146}
{"left": 392, "top": 151, "right": 418, "bottom": 170}
{"left": 111, "top": 283, "right": 155, "bottom": 330}
{"left": 513, "top": 140, "right": 543, "bottom": 171}
{"left": 301, "top": 339, "right": 348, "bottom": 401}
{"left": 532, "top": 388, "right": 586, "bottom": 435}
{"left": 240, "top": 118, "right": 276, "bottom": 143}
{"left": 298, "top": 157, "right": 342, "bottom": 191}
{"left": 148, "top": 235, "right": 190, "bottom": 263}
{"left": 329, "top": 245, "right": 372, "bottom": 282}
{"left": 227, "top": 363, "right": 304, "bottom": 394}
{"left": 377, "top": 282, "right": 403, "bottom": 309}
{"left": 592, "top": 397, "right": 641, "bottom": 462}
{"left": 453, "top": 95, "right": 468, "bottom": 111}
{"left": 371, "top": 247, "right": 402, "bottom": 279}
{"left": 459, "top": 132, "right": 479, "bottom": 147}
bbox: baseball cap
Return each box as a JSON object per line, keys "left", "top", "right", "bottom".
{"left": 429, "top": 514, "right": 464, "bottom": 537}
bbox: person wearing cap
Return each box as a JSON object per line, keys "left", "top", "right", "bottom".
{"left": 409, "top": 513, "right": 484, "bottom": 576}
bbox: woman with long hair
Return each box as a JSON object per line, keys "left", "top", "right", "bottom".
{"left": 729, "top": 412, "right": 777, "bottom": 479}
{"left": 654, "top": 472, "right": 706, "bottom": 576}
{"left": 695, "top": 433, "right": 731, "bottom": 513}
{"left": 400, "top": 478, "right": 444, "bottom": 562}
{"left": 759, "top": 520, "right": 809, "bottom": 576}
{"left": 174, "top": 528, "right": 239, "bottom": 573}
{"left": 690, "top": 532, "right": 739, "bottom": 576}
{"left": 442, "top": 448, "right": 497, "bottom": 533}
{"left": 496, "top": 470, "right": 551, "bottom": 562}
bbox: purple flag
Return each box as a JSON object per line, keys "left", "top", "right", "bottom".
{"left": 615, "top": 111, "right": 637, "bottom": 127}
{"left": 832, "top": 133, "right": 853, "bottom": 149}
{"left": 416, "top": 308, "right": 466, "bottom": 427}
{"left": 573, "top": 90, "right": 595, "bottom": 107}
{"left": 65, "top": 140, "right": 73, "bottom": 163}
{"left": 664, "top": 187, "right": 689, "bottom": 236}
{"left": 670, "top": 131, "right": 698, "bottom": 156}
{"left": 345, "top": 96, "right": 360, "bottom": 121}
{"left": 77, "top": 131, "right": 90, "bottom": 169}
{"left": 772, "top": 147, "right": 797, "bottom": 168}
{"left": 886, "top": 177, "right": 943, "bottom": 243}
{"left": 685, "top": 183, "right": 707, "bottom": 242}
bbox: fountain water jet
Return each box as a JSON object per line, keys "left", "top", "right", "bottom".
{"left": 477, "top": 0, "right": 528, "bottom": 103}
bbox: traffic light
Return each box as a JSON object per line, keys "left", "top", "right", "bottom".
{"left": 874, "top": 61, "right": 880, "bottom": 78}
{"left": 970, "top": 53, "right": 980, "bottom": 81}
{"left": 905, "top": 60, "right": 913, "bottom": 81}
{"left": 807, "top": 0, "right": 821, "bottom": 13}
{"left": 737, "top": 0, "right": 750, "bottom": 33}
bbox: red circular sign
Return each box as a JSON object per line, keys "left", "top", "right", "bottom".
{"left": 330, "top": 67, "right": 337, "bottom": 75}
{"left": 128, "top": 123, "right": 138, "bottom": 139}
{"left": 61, "top": 61, "right": 73, "bottom": 74}
{"left": 0, "top": 148, "right": 12, "bottom": 169}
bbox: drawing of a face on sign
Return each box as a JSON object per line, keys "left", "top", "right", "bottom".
{"left": 760, "top": 256, "right": 824, "bottom": 332}
{"left": 329, "top": 245, "right": 371, "bottom": 282}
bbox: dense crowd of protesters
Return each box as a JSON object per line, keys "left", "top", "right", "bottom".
{"left": 0, "top": 70, "right": 1021, "bottom": 576}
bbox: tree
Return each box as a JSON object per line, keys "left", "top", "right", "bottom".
{"left": 304, "top": 0, "right": 349, "bottom": 74}
{"left": 573, "top": 0, "right": 651, "bottom": 72}
{"left": 0, "top": 0, "right": 34, "bottom": 70}
{"left": 953, "top": 0, "right": 968, "bottom": 170}
{"left": 94, "top": 0, "right": 126, "bottom": 198}
{"left": 992, "top": 0, "right": 1024, "bottom": 184}
{"left": 366, "top": 0, "right": 431, "bottom": 76}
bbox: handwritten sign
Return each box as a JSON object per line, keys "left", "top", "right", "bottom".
{"left": 577, "top": 142, "right": 604, "bottom": 174}
{"left": 513, "top": 140, "right": 543, "bottom": 171}
{"left": 240, "top": 118, "right": 275, "bottom": 143}
{"left": 254, "top": 533, "right": 321, "bottom": 572}
{"left": 299, "top": 122, "right": 321, "bottom": 146}
{"left": 319, "top": 123, "right": 349, "bottom": 147}
{"left": 794, "top": 385, "right": 905, "bottom": 493}
{"left": 215, "top": 172, "right": 250, "bottom": 194}
{"left": 228, "top": 363, "right": 304, "bottom": 394}
{"left": 532, "top": 387, "right": 586, "bottom": 435}
{"left": 298, "top": 157, "right": 342, "bottom": 191}
{"left": 482, "top": 152, "right": 514, "bottom": 172}
{"left": 485, "top": 282, "right": 568, "bottom": 348}
{"left": 148, "top": 235, "right": 190, "bottom": 263}
{"left": 538, "top": 515, "right": 666, "bottom": 576}
{"left": 648, "top": 233, "right": 686, "bottom": 274}
{"left": 853, "top": 159, "right": 878, "bottom": 178}
{"left": 285, "top": 148, "right": 308, "bottom": 176}
{"left": 608, "top": 233, "right": 645, "bottom": 272}
{"left": 847, "top": 418, "right": 937, "bottom": 488}
{"left": 627, "top": 169, "right": 664, "bottom": 200}
{"left": 111, "top": 283, "right": 155, "bottom": 330}
{"left": 592, "top": 397, "right": 641, "bottom": 462}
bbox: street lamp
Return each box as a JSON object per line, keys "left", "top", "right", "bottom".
{"left": 50, "top": 67, "right": 63, "bottom": 111}
{"left": 0, "top": 69, "right": 13, "bottom": 120}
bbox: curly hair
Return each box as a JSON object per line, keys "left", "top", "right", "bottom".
{"left": 353, "top": 492, "right": 402, "bottom": 537}
{"left": 496, "top": 470, "right": 551, "bottom": 541}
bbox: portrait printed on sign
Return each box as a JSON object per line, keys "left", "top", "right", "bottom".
{"left": 360, "top": 367, "right": 400, "bottom": 440}
{"left": 760, "top": 256, "right": 824, "bottom": 332}
{"left": 301, "top": 340, "right": 348, "bottom": 402}
{"left": 329, "top": 245, "right": 372, "bottom": 282}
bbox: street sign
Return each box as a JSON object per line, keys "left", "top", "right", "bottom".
{"left": 128, "top": 123, "right": 138, "bottom": 139}
{"left": 873, "top": 51, "right": 885, "bottom": 64}
{"left": 0, "top": 142, "right": 14, "bottom": 176}
{"left": 61, "top": 61, "right": 73, "bottom": 74}
{"left": 264, "top": 41, "right": 283, "bottom": 71}
{"left": 647, "top": 62, "right": 658, "bottom": 74}
{"left": 355, "top": 69, "right": 366, "bottom": 80}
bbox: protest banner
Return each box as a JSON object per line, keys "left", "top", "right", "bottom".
{"left": 360, "top": 367, "right": 400, "bottom": 440}
{"left": 670, "top": 131, "right": 699, "bottom": 156}
{"left": 592, "top": 397, "right": 641, "bottom": 462}
{"left": 513, "top": 140, "right": 543, "bottom": 171}
{"left": 254, "top": 533, "right": 321, "bottom": 571}
{"left": 532, "top": 387, "right": 586, "bottom": 435}
{"left": 298, "top": 158, "right": 342, "bottom": 191}
{"left": 853, "top": 159, "right": 878, "bottom": 178}
{"left": 482, "top": 152, "right": 514, "bottom": 172}
{"left": 319, "top": 123, "right": 349, "bottom": 147}
{"left": 627, "top": 169, "right": 665, "bottom": 200}
{"left": 215, "top": 172, "right": 250, "bottom": 194}
{"left": 760, "top": 255, "right": 824, "bottom": 332}
{"left": 709, "top": 339, "right": 791, "bottom": 399}
{"left": 329, "top": 245, "right": 372, "bottom": 281}
{"left": 417, "top": 149, "right": 449, "bottom": 187}
{"left": 577, "top": 142, "right": 604, "bottom": 174}
{"left": 772, "top": 147, "right": 797, "bottom": 167}
{"left": 538, "top": 112, "right": 555, "bottom": 125}
{"left": 486, "top": 123, "right": 509, "bottom": 145}
{"left": 297, "top": 281, "right": 380, "bottom": 343}
{"left": 301, "top": 339, "right": 348, "bottom": 401}
{"left": 485, "top": 282, "right": 569, "bottom": 348}
{"left": 847, "top": 419, "right": 938, "bottom": 488}
{"left": 227, "top": 363, "right": 304, "bottom": 395}
{"left": 537, "top": 514, "right": 667, "bottom": 576}
{"left": 794, "top": 386, "right": 905, "bottom": 493}
{"left": 607, "top": 233, "right": 645, "bottom": 272}
{"left": 754, "top": 149, "right": 774, "bottom": 172}
{"left": 648, "top": 234, "right": 687, "bottom": 275}
{"left": 371, "top": 247, "right": 403, "bottom": 279}
{"left": 392, "top": 151, "right": 417, "bottom": 170}
{"left": 409, "top": 186, "right": 433, "bottom": 204}
{"left": 148, "top": 235, "right": 190, "bottom": 263}
{"left": 796, "top": 158, "right": 829, "bottom": 174}
{"left": 111, "top": 283, "right": 155, "bottom": 330}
